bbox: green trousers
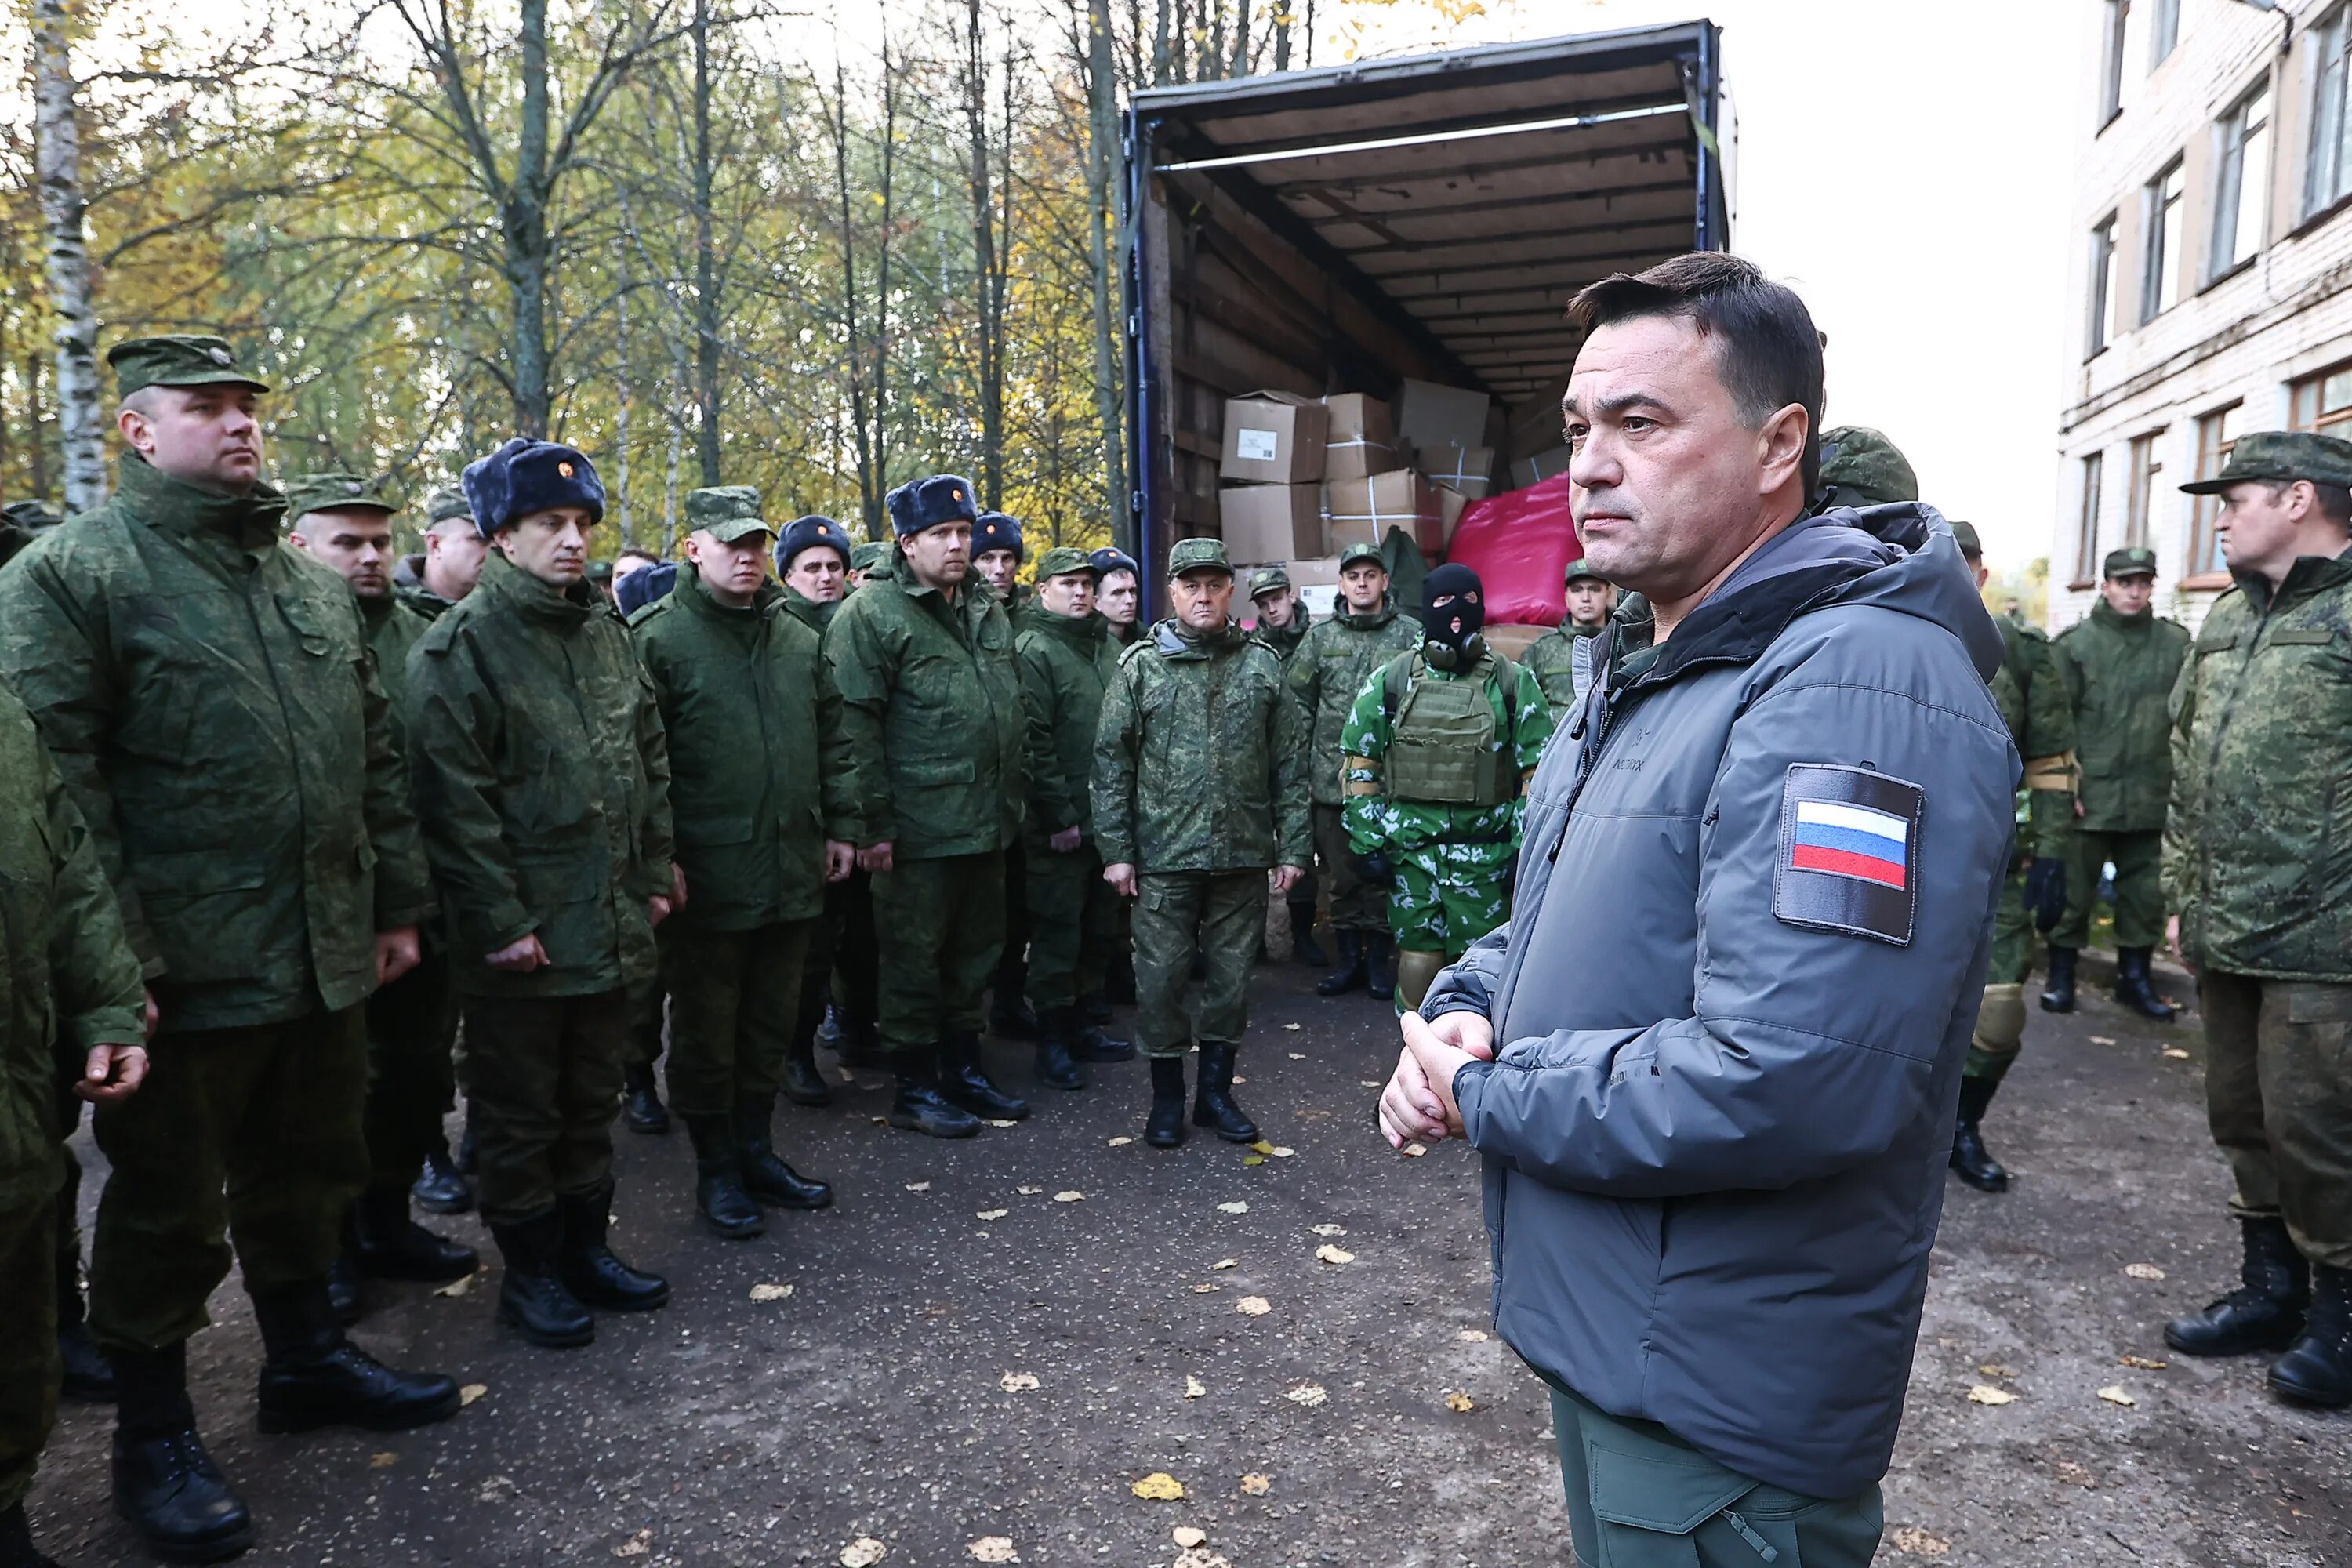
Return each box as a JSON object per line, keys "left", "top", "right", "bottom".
{"left": 1024, "top": 838, "right": 1119, "bottom": 1011}
{"left": 1389, "top": 840, "right": 1514, "bottom": 958}
{"left": 2053, "top": 827, "right": 2165, "bottom": 951}
{"left": 1550, "top": 1385, "right": 1882, "bottom": 1568}
{"left": 459, "top": 990, "right": 629, "bottom": 1225}
{"left": 90, "top": 1007, "right": 369, "bottom": 1352}
{"left": 804, "top": 869, "right": 880, "bottom": 1031}
{"left": 869, "top": 851, "right": 1005, "bottom": 1058}
{"left": 2200, "top": 971, "right": 2352, "bottom": 1270}
{"left": 624, "top": 981, "right": 666, "bottom": 1073}
{"left": 0, "top": 1194, "right": 56, "bottom": 1513}
{"left": 1133, "top": 869, "right": 1266, "bottom": 1058}
{"left": 659, "top": 920, "right": 812, "bottom": 1117}
{"left": 362, "top": 946, "right": 458, "bottom": 1200}
{"left": 1313, "top": 804, "right": 1384, "bottom": 933}
{"left": 1966, "top": 869, "right": 2033, "bottom": 1083}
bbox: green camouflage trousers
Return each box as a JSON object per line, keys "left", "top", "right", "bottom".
{"left": 1132, "top": 869, "right": 1266, "bottom": 1058}
{"left": 362, "top": 946, "right": 459, "bottom": 1200}
{"left": 1388, "top": 840, "right": 1515, "bottom": 959}
{"left": 869, "top": 852, "right": 1006, "bottom": 1056}
{"left": 460, "top": 990, "right": 629, "bottom": 1225}
{"left": 2199, "top": 972, "right": 2352, "bottom": 1270}
{"left": 2053, "top": 827, "right": 2165, "bottom": 951}
{"left": 1025, "top": 838, "right": 1119, "bottom": 1011}
{"left": 659, "top": 920, "right": 811, "bottom": 1117}
{"left": 1313, "top": 804, "right": 1384, "bottom": 933}
{"left": 0, "top": 1193, "right": 56, "bottom": 1513}
{"left": 90, "top": 1007, "right": 369, "bottom": 1352}
{"left": 1965, "top": 869, "right": 2033, "bottom": 1083}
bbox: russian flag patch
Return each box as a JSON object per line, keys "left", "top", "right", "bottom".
{"left": 1773, "top": 764, "right": 1924, "bottom": 946}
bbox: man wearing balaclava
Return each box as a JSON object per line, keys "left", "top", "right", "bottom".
{"left": 1335, "top": 564, "right": 1552, "bottom": 1013}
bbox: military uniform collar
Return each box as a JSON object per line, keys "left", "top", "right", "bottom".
{"left": 674, "top": 561, "right": 780, "bottom": 621}
{"left": 1334, "top": 603, "right": 1396, "bottom": 630}
{"left": 1032, "top": 606, "right": 1105, "bottom": 648}
{"left": 481, "top": 547, "right": 595, "bottom": 626}
{"left": 120, "top": 452, "right": 286, "bottom": 553}
{"left": 1151, "top": 616, "right": 1243, "bottom": 658}
{"left": 887, "top": 550, "right": 965, "bottom": 607}
{"left": 2089, "top": 597, "right": 2151, "bottom": 630}
{"left": 2230, "top": 546, "right": 2352, "bottom": 614}
{"left": 356, "top": 590, "right": 400, "bottom": 627}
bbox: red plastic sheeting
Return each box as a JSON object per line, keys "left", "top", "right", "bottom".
{"left": 1443, "top": 475, "right": 1581, "bottom": 627}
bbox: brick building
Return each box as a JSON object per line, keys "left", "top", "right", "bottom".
{"left": 2053, "top": 0, "right": 2352, "bottom": 631}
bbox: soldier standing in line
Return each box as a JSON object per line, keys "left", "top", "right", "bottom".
{"left": 817, "top": 535, "right": 894, "bottom": 1062}
{"left": 630, "top": 488, "right": 846, "bottom": 1237}
{"left": 617, "top": 554, "right": 681, "bottom": 1141}
{"left": 1248, "top": 566, "right": 1325, "bottom": 969}
{"left": 1289, "top": 543, "right": 1419, "bottom": 1000}
{"left": 1092, "top": 538, "right": 1311, "bottom": 1149}
{"left": 848, "top": 539, "right": 890, "bottom": 590}
{"left": 1338, "top": 564, "right": 1551, "bottom": 1013}
{"left": 972, "top": 511, "right": 1040, "bottom": 1041}
{"left": 1016, "top": 546, "right": 1135, "bottom": 1090}
{"left": 0, "top": 336, "right": 459, "bottom": 1561}
{"left": 2042, "top": 546, "right": 2187, "bottom": 1019}
{"left": 972, "top": 510, "right": 1027, "bottom": 608}
{"left": 2161, "top": 431, "right": 2352, "bottom": 1406}
{"left": 825, "top": 474, "right": 1031, "bottom": 1138}
{"left": 1519, "top": 558, "right": 1615, "bottom": 722}
{"left": 1093, "top": 546, "right": 1143, "bottom": 649}
{"left": 406, "top": 438, "right": 677, "bottom": 1349}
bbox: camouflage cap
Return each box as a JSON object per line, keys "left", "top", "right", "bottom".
{"left": 1338, "top": 542, "right": 1387, "bottom": 571}
{"left": 1167, "top": 535, "right": 1232, "bottom": 578}
{"left": 2179, "top": 429, "right": 2352, "bottom": 494}
{"left": 109, "top": 335, "right": 270, "bottom": 399}
{"left": 283, "top": 471, "right": 397, "bottom": 526}
{"left": 850, "top": 539, "right": 891, "bottom": 573}
{"left": 2103, "top": 545, "right": 2158, "bottom": 579}
{"left": 1033, "top": 545, "right": 1096, "bottom": 582}
{"left": 1563, "top": 557, "right": 1605, "bottom": 585}
{"left": 684, "top": 485, "right": 772, "bottom": 545}
{"left": 1948, "top": 518, "right": 1984, "bottom": 558}
{"left": 1248, "top": 566, "right": 1292, "bottom": 598}
{"left": 1816, "top": 426, "right": 1918, "bottom": 508}
{"left": 423, "top": 487, "right": 474, "bottom": 527}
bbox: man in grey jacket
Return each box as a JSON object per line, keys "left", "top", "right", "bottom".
{"left": 1379, "top": 254, "right": 2018, "bottom": 1567}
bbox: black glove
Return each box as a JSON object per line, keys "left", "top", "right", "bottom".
{"left": 2023, "top": 855, "right": 2068, "bottom": 932}
{"left": 1352, "top": 851, "right": 1392, "bottom": 887}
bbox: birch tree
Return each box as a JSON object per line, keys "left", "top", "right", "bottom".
{"left": 32, "top": 0, "right": 104, "bottom": 512}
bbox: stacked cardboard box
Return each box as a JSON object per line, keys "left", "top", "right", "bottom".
{"left": 1218, "top": 390, "right": 1329, "bottom": 564}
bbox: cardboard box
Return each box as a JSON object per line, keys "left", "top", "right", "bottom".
{"left": 1434, "top": 484, "right": 1471, "bottom": 549}
{"left": 1394, "top": 378, "right": 1490, "bottom": 454}
{"left": 1282, "top": 555, "right": 1343, "bottom": 589}
{"left": 1483, "top": 623, "right": 1545, "bottom": 662}
{"left": 1514, "top": 445, "right": 1573, "bottom": 488}
{"left": 1325, "top": 470, "right": 1439, "bottom": 554}
{"left": 1218, "top": 483, "right": 1324, "bottom": 564}
{"left": 1420, "top": 445, "right": 1495, "bottom": 500}
{"left": 1321, "top": 393, "right": 1400, "bottom": 481}
{"left": 1219, "top": 391, "right": 1328, "bottom": 484}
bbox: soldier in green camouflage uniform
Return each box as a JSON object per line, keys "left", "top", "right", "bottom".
{"left": 632, "top": 488, "right": 848, "bottom": 1238}
{"left": 1290, "top": 542, "right": 1419, "bottom": 998}
{"left": 1519, "top": 557, "right": 1614, "bottom": 722}
{"left": 1248, "top": 566, "right": 1323, "bottom": 967}
{"left": 825, "top": 474, "right": 1031, "bottom": 1138}
{"left": 2160, "top": 430, "right": 2352, "bottom": 1406}
{"left": 1339, "top": 564, "right": 1551, "bottom": 1013}
{"left": 972, "top": 512, "right": 1041, "bottom": 1041}
{"left": 848, "top": 538, "right": 891, "bottom": 588}
{"left": 0, "top": 680, "right": 149, "bottom": 1568}
{"left": 2044, "top": 546, "right": 2189, "bottom": 1018}
{"left": 1093, "top": 538, "right": 1312, "bottom": 1149}
{"left": 1089, "top": 546, "right": 1146, "bottom": 1004}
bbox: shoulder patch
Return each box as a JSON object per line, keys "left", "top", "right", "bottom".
{"left": 1772, "top": 764, "right": 1922, "bottom": 947}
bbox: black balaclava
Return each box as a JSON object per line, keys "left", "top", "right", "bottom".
{"left": 1420, "top": 563, "right": 1486, "bottom": 668}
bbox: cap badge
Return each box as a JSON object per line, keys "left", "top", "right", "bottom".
{"left": 558, "top": 461, "right": 575, "bottom": 478}
{"left": 206, "top": 346, "right": 233, "bottom": 366}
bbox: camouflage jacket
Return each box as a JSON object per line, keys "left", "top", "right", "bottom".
{"left": 1994, "top": 615, "right": 2076, "bottom": 859}
{"left": 1287, "top": 606, "right": 1420, "bottom": 806}
{"left": 823, "top": 552, "right": 1025, "bottom": 858}
{"left": 1520, "top": 622, "right": 1602, "bottom": 722}
{"left": 2165, "top": 552, "right": 2352, "bottom": 980}
{"left": 2051, "top": 598, "right": 2189, "bottom": 833}
{"left": 406, "top": 551, "right": 676, "bottom": 996}
{"left": 1016, "top": 608, "right": 1117, "bottom": 841}
{"left": 1254, "top": 612, "right": 1310, "bottom": 662}
{"left": 398, "top": 583, "right": 460, "bottom": 622}
{"left": 0, "top": 456, "right": 434, "bottom": 1033}
{"left": 0, "top": 681, "right": 145, "bottom": 1209}
{"left": 1092, "top": 619, "right": 1312, "bottom": 873}
{"left": 782, "top": 585, "right": 839, "bottom": 635}
{"left": 360, "top": 590, "right": 433, "bottom": 748}
{"left": 1339, "top": 649, "right": 1552, "bottom": 856}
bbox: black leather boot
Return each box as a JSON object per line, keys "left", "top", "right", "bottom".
{"left": 621, "top": 1063, "right": 670, "bottom": 1134}
{"left": 56, "top": 1260, "right": 114, "bottom": 1402}
{"left": 938, "top": 1033, "right": 1030, "bottom": 1122}
{"left": 815, "top": 1001, "right": 846, "bottom": 1053}
{"left": 1192, "top": 1043, "right": 1260, "bottom": 1143}
{"left": 411, "top": 1134, "right": 475, "bottom": 1214}
{"left": 0, "top": 1502, "right": 57, "bottom": 1568}
{"left": 1364, "top": 934, "right": 1397, "bottom": 1003}
{"left": 1034, "top": 1007, "right": 1087, "bottom": 1091}
{"left": 490, "top": 1211, "right": 593, "bottom": 1348}
{"left": 2270, "top": 1264, "right": 2352, "bottom": 1408}
{"left": 2038, "top": 946, "right": 2078, "bottom": 1013}
{"left": 1289, "top": 902, "right": 1328, "bottom": 968}
{"left": 111, "top": 1342, "right": 252, "bottom": 1563}
{"left": 1080, "top": 990, "right": 1114, "bottom": 1026}
{"left": 1316, "top": 932, "right": 1366, "bottom": 996}
{"left": 353, "top": 1186, "right": 477, "bottom": 1282}
{"left": 2167, "top": 1215, "right": 2310, "bottom": 1357}
{"left": 1145, "top": 1057, "right": 1188, "bottom": 1149}
{"left": 990, "top": 990, "right": 1042, "bottom": 1040}
{"left": 327, "top": 1210, "right": 364, "bottom": 1325}
{"left": 887, "top": 1063, "right": 982, "bottom": 1138}
{"left": 556, "top": 1184, "right": 668, "bottom": 1312}
{"left": 735, "top": 1098, "right": 833, "bottom": 1210}
{"left": 781, "top": 983, "right": 833, "bottom": 1107}
{"left": 1948, "top": 1074, "right": 2009, "bottom": 1192}
{"left": 251, "top": 1283, "right": 461, "bottom": 1434}
{"left": 1073, "top": 1016, "right": 1134, "bottom": 1062}
{"left": 2114, "top": 946, "right": 2177, "bottom": 1021}
{"left": 684, "top": 1116, "right": 764, "bottom": 1240}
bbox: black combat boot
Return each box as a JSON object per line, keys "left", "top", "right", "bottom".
{"left": 887, "top": 1063, "right": 981, "bottom": 1138}
{"left": 1080, "top": 990, "right": 1115, "bottom": 1027}
{"left": 1288, "top": 902, "right": 1328, "bottom": 968}
{"left": 1073, "top": 1014, "right": 1134, "bottom": 1062}
{"left": 411, "top": 1134, "right": 475, "bottom": 1214}
{"left": 1364, "top": 933, "right": 1397, "bottom": 1003}
{"left": 735, "top": 1098, "right": 833, "bottom": 1210}
{"left": 327, "top": 1210, "right": 364, "bottom": 1325}
{"left": 353, "top": 1186, "right": 477, "bottom": 1282}
{"left": 0, "top": 1502, "right": 58, "bottom": 1568}
{"left": 815, "top": 1000, "right": 846, "bottom": 1053}
{"left": 56, "top": 1258, "right": 114, "bottom": 1402}
{"left": 557, "top": 1184, "right": 669, "bottom": 1312}
{"left": 939, "top": 1032, "right": 1031, "bottom": 1122}
{"left": 250, "top": 1282, "right": 461, "bottom": 1434}
{"left": 1948, "top": 1075, "right": 2009, "bottom": 1192}
{"left": 989, "top": 960, "right": 1042, "bottom": 1039}
{"left": 2114, "top": 946, "right": 2177, "bottom": 1021}
{"left": 1192, "top": 1043, "right": 1260, "bottom": 1143}
{"left": 684, "top": 1116, "right": 764, "bottom": 1240}
{"left": 621, "top": 1063, "right": 670, "bottom": 1134}
{"left": 2167, "top": 1215, "right": 2310, "bottom": 1357}
{"left": 1034, "top": 1007, "right": 1087, "bottom": 1091}
{"left": 1145, "top": 1057, "right": 1189, "bottom": 1149}
{"left": 781, "top": 983, "right": 833, "bottom": 1107}
{"left": 490, "top": 1210, "right": 594, "bottom": 1348}
{"left": 2270, "top": 1264, "right": 2352, "bottom": 1408}
{"left": 1316, "top": 932, "right": 1367, "bottom": 996}
{"left": 111, "top": 1341, "right": 252, "bottom": 1563}
{"left": 2038, "top": 946, "right": 2078, "bottom": 1013}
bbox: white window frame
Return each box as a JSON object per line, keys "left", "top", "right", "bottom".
{"left": 2307, "top": 4, "right": 2352, "bottom": 216}
{"left": 2143, "top": 159, "right": 2185, "bottom": 322}
{"left": 2212, "top": 81, "right": 2272, "bottom": 280}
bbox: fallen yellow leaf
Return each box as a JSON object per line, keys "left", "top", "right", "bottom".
{"left": 1243, "top": 1155, "right": 1265, "bottom": 1166}
{"left": 1966, "top": 1385, "right": 2016, "bottom": 1406}
{"left": 1240, "top": 1474, "right": 1272, "bottom": 1496}
{"left": 1285, "top": 1382, "right": 1327, "bottom": 1406}
{"left": 1217, "top": 1200, "right": 1249, "bottom": 1214}
{"left": 1269, "top": 1146, "right": 1296, "bottom": 1157}
{"left": 1315, "top": 1244, "right": 1355, "bottom": 1265}
{"left": 2123, "top": 1263, "right": 2165, "bottom": 1281}
{"left": 1401, "top": 1142, "right": 1427, "bottom": 1157}
{"left": 976, "top": 1209, "right": 1009, "bottom": 1221}
{"left": 1978, "top": 1363, "right": 2017, "bottom": 1378}
{"left": 905, "top": 1181, "right": 931, "bottom": 1192}
{"left": 1108, "top": 1136, "right": 1133, "bottom": 1148}
{"left": 1889, "top": 1526, "right": 1951, "bottom": 1558}
{"left": 2118, "top": 1355, "right": 2168, "bottom": 1370}
{"left": 1054, "top": 1190, "right": 1084, "bottom": 1203}
{"left": 1444, "top": 1392, "right": 1475, "bottom": 1412}
{"left": 1236, "top": 1296, "right": 1271, "bottom": 1316}
{"left": 2089, "top": 1036, "right": 2117, "bottom": 1046}
{"left": 1172, "top": 1526, "right": 1207, "bottom": 1549}
{"left": 1192, "top": 1283, "right": 1221, "bottom": 1293}
{"left": 999, "top": 1372, "right": 1039, "bottom": 1392}
{"left": 1212, "top": 1258, "right": 1237, "bottom": 1270}
{"left": 2096, "top": 1385, "right": 2136, "bottom": 1406}
{"left": 615, "top": 1530, "right": 653, "bottom": 1559}
{"left": 1184, "top": 1375, "right": 1206, "bottom": 1399}
{"left": 1131, "top": 1472, "right": 1185, "bottom": 1501}
{"left": 1457, "top": 1329, "right": 1489, "bottom": 1342}
{"left": 2162, "top": 1047, "right": 2190, "bottom": 1059}
{"left": 750, "top": 1283, "right": 795, "bottom": 1302}
{"left": 840, "top": 1539, "right": 887, "bottom": 1568}
{"left": 369, "top": 1451, "right": 397, "bottom": 1468}
{"left": 1230, "top": 1076, "right": 1246, "bottom": 1084}
{"left": 1359, "top": 1080, "right": 1382, "bottom": 1088}
{"left": 1310, "top": 1224, "right": 1346, "bottom": 1236}
{"left": 434, "top": 1272, "right": 476, "bottom": 1298}
{"left": 967, "top": 1537, "right": 1018, "bottom": 1563}
{"left": 459, "top": 1383, "right": 488, "bottom": 1406}
{"left": 1250, "top": 1140, "right": 1276, "bottom": 1155}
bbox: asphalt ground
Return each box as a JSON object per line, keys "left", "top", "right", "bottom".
{"left": 24, "top": 946, "right": 2349, "bottom": 1567}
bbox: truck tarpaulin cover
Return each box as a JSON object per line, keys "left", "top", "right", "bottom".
{"left": 1443, "top": 475, "right": 1581, "bottom": 627}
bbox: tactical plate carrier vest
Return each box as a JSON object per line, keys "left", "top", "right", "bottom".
{"left": 1380, "top": 648, "right": 1518, "bottom": 808}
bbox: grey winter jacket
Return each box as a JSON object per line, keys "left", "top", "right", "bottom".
{"left": 1426, "top": 506, "right": 2018, "bottom": 1500}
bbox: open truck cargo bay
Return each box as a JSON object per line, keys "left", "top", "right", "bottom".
{"left": 1123, "top": 20, "right": 1730, "bottom": 608}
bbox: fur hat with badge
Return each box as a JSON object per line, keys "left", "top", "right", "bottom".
{"left": 884, "top": 474, "right": 979, "bottom": 536}
{"left": 460, "top": 438, "right": 606, "bottom": 539}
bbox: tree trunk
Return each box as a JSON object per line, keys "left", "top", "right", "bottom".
{"left": 1303, "top": 0, "right": 1316, "bottom": 68}
{"left": 1231, "top": 0, "right": 1250, "bottom": 79}
{"left": 690, "top": 0, "right": 721, "bottom": 486}
{"left": 25, "top": 356, "right": 49, "bottom": 502}
{"left": 1087, "top": 0, "right": 1125, "bottom": 535}
{"left": 1153, "top": 0, "right": 1171, "bottom": 84}
{"left": 614, "top": 245, "right": 635, "bottom": 544}
{"left": 1274, "top": 2, "right": 1290, "bottom": 70}
{"left": 504, "top": 0, "right": 555, "bottom": 436}
{"left": 964, "top": 0, "right": 1004, "bottom": 510}
{"left": 32, "top": 0, "right": 104, "bottom": 513}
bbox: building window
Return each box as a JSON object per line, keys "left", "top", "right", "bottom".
{"left": 2089, "top": 215, "right": 2120, "bottom": 355}
{"left": 2143, "top": 160, "right": 2185, "bottom": 321}
{"left": 2292, "top": 361, "right": 2352, "bottom": 434}
{"left": 2151, "top": 0, "right": 2180, "bottom": 66}
{"left": 2125, "top": 432, "right": 2164, "bottom": 549}
{"left": 2308, "top": 5, "right": 2352, "bottom": 216}
{"left": 2074, "top": 452, "right": 2106, "bottom": 586}
{"left": 2187, "top": 402, "right": 2244, "bottom": 579}
{"left": 2212, "top": 83, "right": 2272, "bottom": 278}
{"left": 2101, "top": 0, "right": 2142, "bottom": 124}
